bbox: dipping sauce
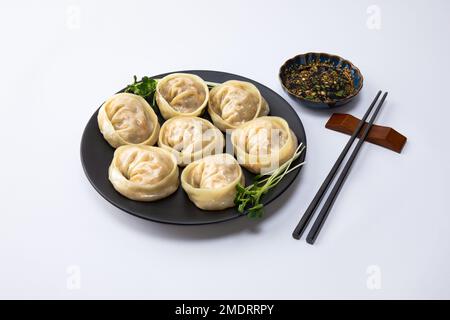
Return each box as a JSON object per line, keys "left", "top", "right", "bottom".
{"left": 283, "top": 61, "right": 356, "bottom": 102}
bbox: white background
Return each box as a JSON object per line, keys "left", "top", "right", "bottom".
{"left": 1, "top": 0, "right": 449, "bottom": 299}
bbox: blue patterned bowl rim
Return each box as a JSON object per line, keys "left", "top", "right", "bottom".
{"left": 279, "top": 52, "right": 364, "bottom": 106}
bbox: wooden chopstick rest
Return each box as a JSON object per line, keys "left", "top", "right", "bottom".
{"left": 325, "top": 113, "right": 407, "bottom": 153}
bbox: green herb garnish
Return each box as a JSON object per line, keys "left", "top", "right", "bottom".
{"left": 234, "top": 143, "right": 306, "bottom": 218}
{"left": 125, "top": 75, "right": 158, "bottom": 107}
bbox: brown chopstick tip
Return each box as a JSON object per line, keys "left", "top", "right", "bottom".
{"left": 325, "top": 113, "right": 407, "bottom": 153}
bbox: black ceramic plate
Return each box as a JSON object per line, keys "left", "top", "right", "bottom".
{"left": 81, "top": 70, "right": 307, "bottom": 225}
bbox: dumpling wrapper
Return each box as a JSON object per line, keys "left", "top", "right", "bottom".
{"left": 98, "top": 93, "right": 160, "bottom": 148}
{"left": 158, "top": 116, "right": 224, "bottom": 166}
{"left": 231, "top": 116, "right": 298, "bottom": 174}
{"left": 156, "top": 73, "right": 209, "bottom": 120}
{"left": 208, "top": 80, "right": 269, "bottom": 132}
{"left": 181, "top": 153, "right": 244, "bottom": 210}
{"left": 109, "top": 145, "right": 179, "bottom": 201}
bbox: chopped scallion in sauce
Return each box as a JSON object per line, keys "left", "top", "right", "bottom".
{"left": 284, "top": 62, "right": 355, "bottom": 102}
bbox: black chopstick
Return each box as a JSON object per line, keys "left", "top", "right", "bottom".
{"left": 306, "top": 92, "right": 388, "bottom": 244}
{"left": 292, "top": 91, "right": 382, "bottom": 240}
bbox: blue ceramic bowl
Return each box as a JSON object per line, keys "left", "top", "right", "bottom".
{"left": 279, "top": 52, "right": 363, "bottom": 109}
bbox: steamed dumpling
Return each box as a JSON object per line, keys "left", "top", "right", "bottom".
{"left": 208, "top": 80, "right": 269, "bottom": 131}
{"left": 231, "top": 116, "right": 298, "bottom": 174}
{"left": 98, "top": 93, "right": 160, "bottom": 148}
{"left": 109, "top": 145, "right": 179, "bottom": 201}
{"left": 181, "top": 153, "right": 244, "bottom": 210}
{"left": 158, "top": 116, "right": 224, "bottom": 166}
{"left": 156, "top": 73, "right": 209, "bottom": 119}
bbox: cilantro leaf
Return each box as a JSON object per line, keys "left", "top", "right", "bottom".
{"left": 125, "top": 76, "right": 158, "bottom": 106}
